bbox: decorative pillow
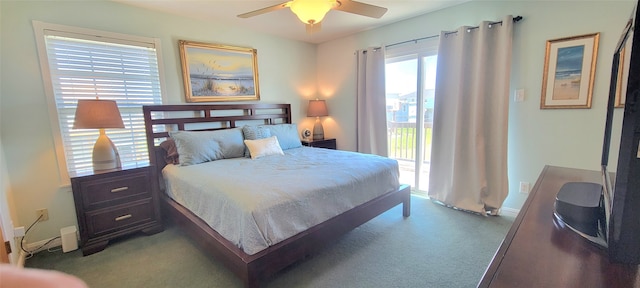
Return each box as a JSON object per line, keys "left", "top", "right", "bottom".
{"left": 242, "top": 125, "right": 271, "bottom": 157}
{"left": 169, "top": 130, "right": 224, "bottom": 166}
{"left": 243, "top": 136, "right": 284, "bottom": 160}
{"left": 159, "top": 138, "right": 179, "bottom": 165}
{"left": 261, "top": 123, "right": 302, "bottom": 150}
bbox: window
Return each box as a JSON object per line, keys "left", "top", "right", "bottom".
{"left": 33, "top": 21, "right": 165, "bottom": 183}
{"left": 385, "top": 38, "right": 438, "bottom": 193}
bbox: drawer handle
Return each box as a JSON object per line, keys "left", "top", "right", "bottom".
{"left": 115, "top": 214, "right": 132, "bottom": 221}
{"left": 111, "top": 187, "right": 129, "bottom": 193}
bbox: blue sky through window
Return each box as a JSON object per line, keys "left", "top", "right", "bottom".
{"left": 385, "top": 55, "right": 437, "bottom": 95}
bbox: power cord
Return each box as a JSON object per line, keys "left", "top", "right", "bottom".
{"left": 20, "top": 214, "right": 61, "bottom": 259}
{"left": 20, "top": 214, "right": 43, "bottom": 254}
{"left": 25, "top": 237, "right": 61, "bottom": 259}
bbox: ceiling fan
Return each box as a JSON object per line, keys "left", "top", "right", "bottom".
{"left": 237, "top": 0, "right": 388, "bottom": 34}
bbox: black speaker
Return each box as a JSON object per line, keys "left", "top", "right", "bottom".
{"left": 554, "top": 182, "right": 604, "bottom": 237}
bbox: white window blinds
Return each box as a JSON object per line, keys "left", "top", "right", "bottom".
{"left": 39, "top": 26, "right": 163, "bottom": 176}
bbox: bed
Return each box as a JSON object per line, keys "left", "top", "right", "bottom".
{"left": 143, "top": 103, "right": 411, "bottom": 287}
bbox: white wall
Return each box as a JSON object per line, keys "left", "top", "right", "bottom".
{"left": 317, "top": 0, "right": 635, "bottom": 210}
{"left": 0, "top": 1, "right": 317, "bottom": 243}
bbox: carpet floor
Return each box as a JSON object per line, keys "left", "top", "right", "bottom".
{"left": 26, "top": 196, "right": 514, "bottom": 288}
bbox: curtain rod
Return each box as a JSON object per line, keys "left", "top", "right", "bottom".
{"left": 383, "top": 15, "right": 523, "bottom": 49}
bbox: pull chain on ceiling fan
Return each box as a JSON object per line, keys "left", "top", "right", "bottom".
{"left": 237, "top": 0, "right": 388, "bottom": 34}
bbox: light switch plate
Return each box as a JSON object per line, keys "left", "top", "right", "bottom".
{"left": 519, "top": 181, "right": 530, "bottom": 194}
{"left": 514, "top": 89, "right": 525, "bottom": 102}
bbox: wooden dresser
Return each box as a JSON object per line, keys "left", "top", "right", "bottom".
{"left": 70, "top": 165, "right": 163, "bottom": 256}
{"left": 478, "top": 166, "right": 640, "bottom": 287}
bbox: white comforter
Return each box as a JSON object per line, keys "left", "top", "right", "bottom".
{"left": 162, "top": 147, "right": 399, "bottom": 255}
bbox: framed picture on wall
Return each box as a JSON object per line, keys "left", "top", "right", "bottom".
{"left": 540, "top": 33, "right": 600, "bottom": 109}
{"left": 615, "top": 31, "right": 633, "bottom": 108}
{"left": 179, "top": 40, "right": 260, "bottom": 102}
{"left": 615, "top": 47, "right": 628, "bottom": 108}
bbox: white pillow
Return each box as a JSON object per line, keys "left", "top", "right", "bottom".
{"left": 243, "top": 136, "right": 284, "bottom": 159}
{"left": 242, "top": 125, "right": 271, "bottom": 157}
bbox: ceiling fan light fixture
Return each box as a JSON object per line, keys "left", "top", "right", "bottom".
{"left": 290, "top": 0, "right": 336, "bottom": 25}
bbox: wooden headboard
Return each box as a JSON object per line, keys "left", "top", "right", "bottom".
{"left": 143, "top": 103, "right": 292, "bottom": 177}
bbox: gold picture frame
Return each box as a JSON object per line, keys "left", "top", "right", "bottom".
{"left": 179, "top": 40, "right": 260, "bottom": 102}
{"left": 540, "top": 33, "right": 600, "bottom": 109}
{"left": 615, "top": 47, "right": 627, "bottom": 108}
{"left": 615, "top": 34, "right": 632, "bottom": 108}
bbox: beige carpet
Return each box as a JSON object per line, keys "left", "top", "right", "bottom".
{"left": 26, "top": 196, "right": 514, "bottom": 288}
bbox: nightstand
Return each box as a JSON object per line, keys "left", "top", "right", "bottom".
{"left": 301, "top": 138, "right": 337, "bottom": 150}
{"left": 70, "top": 165, "right": 163, "bottom": 256}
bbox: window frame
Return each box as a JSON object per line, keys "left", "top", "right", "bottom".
{"left": 33, "top": 21, "right": 167, "bottom": 185}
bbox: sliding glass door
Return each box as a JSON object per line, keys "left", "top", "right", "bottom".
{"left": 385, "top": 42, "right": 438, "bottom": 194}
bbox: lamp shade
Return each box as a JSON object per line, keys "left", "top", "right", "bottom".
{"left": 307, "top": 99, "right": 328, "bottom": 117}
{"left": 290, "top": 0, "right": 334, "bottom": 24}
{"left": 73, "top": 99, "right": 124, "bottom": 129}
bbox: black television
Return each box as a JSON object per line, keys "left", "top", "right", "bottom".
{"left": 554, "top": 1, "right": 640, "bottom": 265}
{"left": 604, "top": 1, "right": 640, "bottom": 264}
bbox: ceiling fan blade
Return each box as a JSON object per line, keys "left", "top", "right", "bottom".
{"left": 334, "top": 0, "right": 387, "bottom": 18}
{"left": 237, "top": 1, "right": 291, "bottom": 18}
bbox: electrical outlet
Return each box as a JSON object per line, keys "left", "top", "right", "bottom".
{"left": 519, "top": 182, "right": 530, "bottom": 194}
{"left": 36, "top": 209, "right": 49, "bottom": 221}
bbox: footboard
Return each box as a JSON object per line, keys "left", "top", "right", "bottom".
{"left": 162, "top": 184, "right": 410, "bottom": 287}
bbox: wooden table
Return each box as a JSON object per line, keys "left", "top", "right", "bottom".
{"left": 478, "top": 166, "right": 640, "bottom": 288}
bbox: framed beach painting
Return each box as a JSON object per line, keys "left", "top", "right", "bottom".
{"left": 540, "top": 33, "right": 600, "bottom": 109}
{"left": 179, "top": 40, "right": 259, "bottom": 102}
{"left": 615, "top": 32, "right": 633, "bottom": 108}
{"left": 615, "top": 47, "right": 628, "bottom": 108}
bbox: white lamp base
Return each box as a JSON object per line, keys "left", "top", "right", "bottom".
{"left": 92, "top": 129, "right": 121, "bottom": 171}
{"left": 313, "top": 117, "right": 324, "bottom": 140}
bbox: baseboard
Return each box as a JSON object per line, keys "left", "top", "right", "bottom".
{"left": 15, "top": 238, "right": 60, "bottom": 267}
{"left": 500, "top": 207, "right": 520, "bottom": 218}
{"left": 24, "top": 237, "right": 63, "bottom": 254}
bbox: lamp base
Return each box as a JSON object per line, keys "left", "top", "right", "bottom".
{"left": 313, "top": 118, "right": 324, "bottom": 141}
{"left": 92, "top": 129, "right": 121, "bottom": 172}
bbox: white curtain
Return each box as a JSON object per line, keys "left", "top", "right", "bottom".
{"left": 428, "top": 16, "right": 513, "bottom": 215}
{"left": 356, "top": 47, "right": 388, "bottom": 156}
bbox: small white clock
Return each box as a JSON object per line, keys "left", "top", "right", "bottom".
{"left": 302, "top": 129, "right": 311, "bottom": 140}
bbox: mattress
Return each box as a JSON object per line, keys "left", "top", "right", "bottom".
{"left": 162, "top": 147, "right": 399, "bottom": 255}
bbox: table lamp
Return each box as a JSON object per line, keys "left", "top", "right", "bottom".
{"left": 307, "top": 99, "right": 328, "bottom": 140}
{"left": 73, "top": 99, "right": 125, "bottom": 171}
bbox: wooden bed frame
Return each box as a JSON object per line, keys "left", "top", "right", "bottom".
{"left": 143, "top": 103, "right": 411, "bottom": 288}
